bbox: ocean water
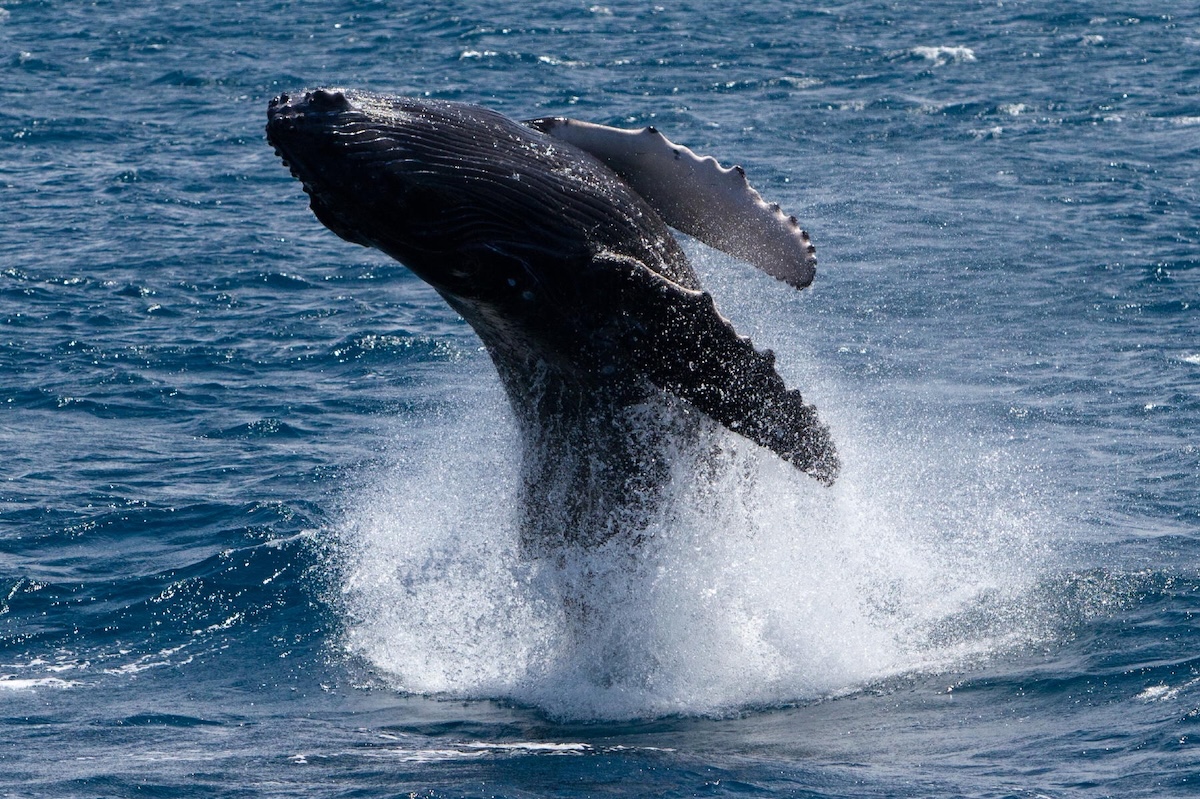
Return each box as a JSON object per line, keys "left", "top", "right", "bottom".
{"left": 2, "top": 0, "right": 1198, "bottom": 796}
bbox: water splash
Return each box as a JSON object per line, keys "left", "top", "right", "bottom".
{"left": 334, "top": 357, "right": 1058, "bottom": 720}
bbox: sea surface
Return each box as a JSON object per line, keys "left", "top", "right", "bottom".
{"left": 2, "top": 1, "right": 1198, "bottom": 796}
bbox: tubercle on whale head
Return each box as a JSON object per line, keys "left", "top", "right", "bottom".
{"left": 268, "top": 88, "right": 350, "bottom": 119}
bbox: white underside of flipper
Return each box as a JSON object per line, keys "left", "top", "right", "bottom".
{"left": 527, "top": 117, "right": 817, "bottom": 289}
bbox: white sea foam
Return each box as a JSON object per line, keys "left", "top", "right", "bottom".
{"left": 778, "top": 76, "right": 823, "bottom": 90}
{"left": 970, "top": 126, "right": 1004, "bottom": 139}
{"left": 102, "top": 645, "right": 191, "bottom": 675}
{"left": 0, "top": 676, "right": 78, "bottom": 691}
{"left": 1137, "top": 677, "right": 1200, "bottom": 703}
{"left": 360, "top": 741, "right": 594, "bottom": 763}
{"left": 911, "top": 46, "right": 977, "bottom": 66}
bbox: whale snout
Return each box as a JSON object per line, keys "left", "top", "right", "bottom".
{"left": 266, "top": 89, "right": 383, "bottom": 249}
{"left": 265, "top": 89, "right": 367, "bottom": 181}
{"left": 265, "top": 89, "right": 357, "bottom": 153}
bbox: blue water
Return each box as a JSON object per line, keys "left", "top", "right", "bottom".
{"left": 2, "top": 0, "right": 1198, "bottom": 795}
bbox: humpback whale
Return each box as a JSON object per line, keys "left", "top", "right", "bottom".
{"left": 266, "top": 89, "right": 837, "bottom": 546}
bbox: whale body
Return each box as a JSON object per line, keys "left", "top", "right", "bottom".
{"left": 266, "top": 89, "right": 837, "bottom": 546}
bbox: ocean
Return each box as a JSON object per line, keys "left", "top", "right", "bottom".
{"left": 2, "top": 0, "right": 1198, "bottom": 796}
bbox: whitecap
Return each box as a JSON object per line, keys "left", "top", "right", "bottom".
{"left": 911, "top": 46, "right": 977, "bottom": 66}
{"left": 0, "top": 676, "right": 78, "bottom": 691}
{"left": 1138, "top": 677, "right": 1200, "bottom": 703}
{"left": 1138, "top": 684, "right": 1172, "bottom": 701}
{"left": 536, "top": 54, "right": 586, "bottom": 67}
{"left": 970, "top": 126, "right": 1003, "bottom": 139}
{"left": 778, "top": 76, "right": 823, "bottom": 90}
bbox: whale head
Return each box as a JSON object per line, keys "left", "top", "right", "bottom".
{"left": 265, "top": 90, "right": 689, "bottom": 298}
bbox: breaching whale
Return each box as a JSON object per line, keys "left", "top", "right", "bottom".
{"left": 266, "top": 89, "right": 838, "bottom": 546}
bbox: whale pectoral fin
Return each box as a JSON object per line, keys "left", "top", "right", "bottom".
{"left": 527, "top": 117, "right": 817, "bottom": 290}
{"left": 592, "top": 254, "right": 838, "bottom": 484}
